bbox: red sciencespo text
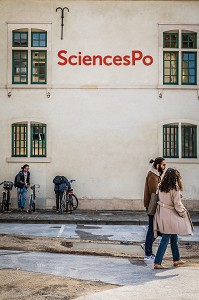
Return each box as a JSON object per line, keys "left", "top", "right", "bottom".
{"left": 57, "top": 50, "right": 154, "bottom": 67}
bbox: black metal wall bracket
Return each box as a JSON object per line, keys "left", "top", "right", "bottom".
{"left": 56, "top": 7, "right": 70, "bottom": 40}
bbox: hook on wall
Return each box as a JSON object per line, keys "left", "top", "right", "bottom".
{"left": 56, "top": 7, "right": 70, "bottom": 40}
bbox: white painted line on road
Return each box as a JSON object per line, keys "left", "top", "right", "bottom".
{"left": 57, "top": 225, "right": 65, "bottom": 237}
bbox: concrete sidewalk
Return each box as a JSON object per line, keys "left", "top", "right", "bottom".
{"left": 0, "top": 210, "right": 199, "bottom": 225}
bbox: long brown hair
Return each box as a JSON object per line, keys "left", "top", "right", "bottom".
{"left": 159, "top": 168, "right": 183, "bottom": 193}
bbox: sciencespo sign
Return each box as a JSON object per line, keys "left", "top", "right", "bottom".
{"left": 57, "top": 50, "right": 154, "bottom": 66}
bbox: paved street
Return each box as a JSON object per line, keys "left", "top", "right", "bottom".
{"left": 0, "top": 250, "right": 198, "bottom": 300}
{"left": 0, "top": 223, "right": 198, "bottom": 243}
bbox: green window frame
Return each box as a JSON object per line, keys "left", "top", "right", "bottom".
{"left": 163, "top": 32, "right": 178, "bottom": 48}
{"left": 12, "top": 51, "right": 28, "bottom": 84}
{"left": 163, "top": 124, "right": 179, "bottom": 158}
{"left": 182, "top": 52, "right": 197, "bottom": 85}
{"left": 182, "top": 33, "right": 197, "bottom": 49}
{"left": 163, "top": 52, "right": 178, "bottom": 85}
{"left": 12, "top": 123, "right": 28, "bottom": 157}
{"left": 31, "top": 51, "right": 47, "bottom": 84}
{"left": 12, "top": 31, "right": 28, "bottom": 47}
{"left": 181, "top": 125, "right": 197, "bottom": 158}
{"left": 31, "top": 32, "right": 47, "bottom": 47}
{"left": 30, "top": 124, "right": 47, "bottom": 157}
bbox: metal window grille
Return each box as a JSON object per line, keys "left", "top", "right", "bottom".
{"left": 12, "top": 51, "right": 28, "bottom": 84}
{"left": 163, "top": 33, "right": 178, "bottom": 48}
{"left": 12, "top": 124, "right": 28, "bottom": 157}
{"left": 31, "top": 32, "right": 47, "bottom": 47}
{"left": 182, "top": 33, "right": 197, "bottom": 49}
{"left": 163, "top": 52, "right": 178, "bottom": 84}
{"left": 182, "top": 125, "right": 197, "bottom": 158}
{"left": 30, "top": 124, "right": 47, "bottom": 157}
{"left": 182, "top": 52, "right": 197, "bottom": 85}
{"left": 31, "top": 51, "right": 47, "bottom": 84}
{"left": 163, "top": 125, "right": 179, "bottom": 158}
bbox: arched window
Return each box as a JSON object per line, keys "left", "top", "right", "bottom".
{"left": 163, "top": 122, "right": 197, "bottom": 158}
{"left": 12, "top": 122, "right": 47, "bottom": 157}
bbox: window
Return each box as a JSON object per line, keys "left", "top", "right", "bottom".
{"left": 163, "top": 123, "right": 197, "bottom": 159}
{"left": 163, "top": 52, "right": 178, "bottom": 84}
{"left": 12, "top": 123, "right": 28, "bottom": 157}
{"left": 31, "top": 32, "right": 47, "bottom": 47}
{"left": 182, "top": 52, "right": 197, "bottom": 85}
{"left": 30, "top": 124, "right": 47, "bottom": 157}
{"left": 12, "top": 29, "right": 47, "bottom": 84}
{"left": 181, "top": 125, "right": 197, "bottom": 158}
{"left": 12, "top": 122, "right": 47, "bottom": 157}
{"left": 31, "top": 51, "right": 47, "bottom": 83}
{"left": 13, "top": 31, "right": 28, "bottom": 47}
{"left": 12, "top": 51, "right": 28, "bottom": 84}
{"left": 162, "top": 30, "right": 197, "bottom": 85}
{"left": 163, "top": 32, "right": 178, "bottom": 48}
{"left": 163, "top": 124, "right": 179, "bottom": 158}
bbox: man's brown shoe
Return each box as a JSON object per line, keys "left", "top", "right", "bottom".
{"left": 173, "top": 260, "right": 186, "bottom": 267}
{"left": 154, "top": 264, "right": 168, "bottom": 269}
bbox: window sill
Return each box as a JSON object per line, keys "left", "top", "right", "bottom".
{"left": 6, "top": 84, "right": 52, "bottom": 89}
{"left": 6, "top": 157, "right": 52, "bottom": 163}
{"left": 166, "top": 158, "right": 199, "bottom": 164}
{"left": 158, "top": 85, "right": 199, "bottom": 90}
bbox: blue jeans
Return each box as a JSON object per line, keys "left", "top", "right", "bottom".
{"left": 154, "top": 234, "right": 180, "bottom": 265}
{"left": 145, "top": 215, "right": 155, "bottom": 256}
{"left": 17, "top": 187, "right": 27, "bottom": 209}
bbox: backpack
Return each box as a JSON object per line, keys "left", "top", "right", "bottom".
{"left": 53, "top": 176, "right": 64, "bottom": 185}
{"left": 14, "top": 172, "right": 21, "bottom": 188}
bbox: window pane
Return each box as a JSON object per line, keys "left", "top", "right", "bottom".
{"left": 182, "top": 52, "right": 197, "bottom": 85}
{"left": 31, "top": 51, "right": 47, "bottom": 84}
{"left": 182, "top": 33, "right": 197, "bottom": 49}
{"left": 12, "top": 51, "right": 28, "bottom": 84}
{"left": 31, "top": 124, "right": 47, "bottom": 157}
{"left": 182, "top": 125, "right": 197, "bottom": 158}
{"left": 31, "top": 32, "right": 47, "bottom": 47}
{"left": 12, "top": 124, "right": 28, "bottom": 157}
{"left": 13, "top": 32, "right": 28, "bottom": 47}
{"left": 163, "top": 33, "right": 178, "bottom": 48}
{"left": 163, "top": 125, "right": 179, "bottom": 158}
{"left": 163, "top": 52, "right": 178, "bottom": 84}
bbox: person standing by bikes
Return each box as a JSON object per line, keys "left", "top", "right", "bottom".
{"left": 142, "top": 157, "right": 166, "bottom": 261}
{"left": 53, "top": 176, "right": 71, "bottom": 212}
{"left": 15, "top": 164, "right": 30, "bottom": 211}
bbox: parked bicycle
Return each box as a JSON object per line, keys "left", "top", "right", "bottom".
{"left": 0, "top": 181, "right": 13, "bottom": 213}
{"left": 60, "top": 180, "right": 78, "bottom": 214}
{"left": 28, "top": 184, "right": 40, "bottom": 214}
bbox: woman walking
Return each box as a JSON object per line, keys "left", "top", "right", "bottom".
{"left": 153, "top": 168, "right": 193, "bottom": 269}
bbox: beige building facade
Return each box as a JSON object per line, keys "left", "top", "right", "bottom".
{"left": 0, "top": 0, "right": 199, "bottom": 210}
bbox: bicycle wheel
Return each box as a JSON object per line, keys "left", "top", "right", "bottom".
{"left": 68, "top": 194, "right": 78, "bottom": 213}
{"left": 1, "top": 193, "right": 6, "bottom": 213}
{"left": 60, "top": 198, "right": 65, "bottom": 214}
{"left": 32, "top": 202, "right": 36, "bottom": 212}
{"left": 6, "top": 191, "right": 10, "bottom": 212}
{"left": 28, "top": 195, "right": 33, "bottom": 214}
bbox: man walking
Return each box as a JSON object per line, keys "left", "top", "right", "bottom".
{"left": 15, "top": 164, "right": 30, "bottom": 211}
{"left": 142, "top": 157, "right": 166, "bottom": 261}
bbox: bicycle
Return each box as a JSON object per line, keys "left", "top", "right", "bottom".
{"left": 28, "top": 184, "right": 40, "bottom": 214}
{"left": 0, "top": 181, "right": 13, "bottom": 213}
{"left": 60, "top": 180, "right": 78, "bottom": 214}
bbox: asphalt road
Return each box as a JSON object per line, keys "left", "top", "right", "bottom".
{"left": 0, "top": 223, "right": 198, "bottom": 243}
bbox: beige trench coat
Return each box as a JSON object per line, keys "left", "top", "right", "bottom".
{"left": 153, "top": 189, "right": 194, "bottom": 238}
